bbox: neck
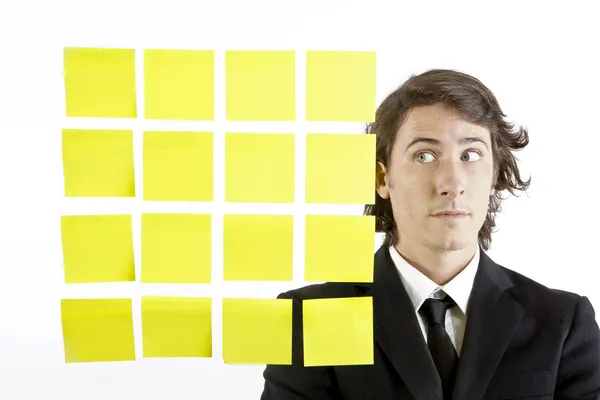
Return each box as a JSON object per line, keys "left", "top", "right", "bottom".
{"left": 394, "top": 239, "right": 477, "bottom": 286}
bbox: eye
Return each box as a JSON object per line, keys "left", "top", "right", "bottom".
{"left": 461, "top": 151, "right": 481, "bottom": 162}
{"left": 415, "top": 152, "right": 436, "bottom": 163}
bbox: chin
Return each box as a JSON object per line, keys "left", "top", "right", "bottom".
{"left": 429, "top": 236, "right": 470, "bottom": 252}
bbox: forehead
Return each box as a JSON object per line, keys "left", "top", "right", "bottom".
{"left": 397, "top": 103, "right": 490, "bottom": 142}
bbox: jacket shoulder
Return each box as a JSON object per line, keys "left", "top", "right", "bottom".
{"left": 499, "top": 265, "right": 583, "bottom": 316}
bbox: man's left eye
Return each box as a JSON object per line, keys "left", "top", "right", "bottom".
{"left": 461, "top": 151, "right": 481, "bottom": 162}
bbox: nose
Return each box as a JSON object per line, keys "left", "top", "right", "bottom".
{"left": 436, "top": 160, "right": 466, "bottom": 199}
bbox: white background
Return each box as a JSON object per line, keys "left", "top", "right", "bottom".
{"left": 0, "top": 1, "right": 599, "bottom": 399}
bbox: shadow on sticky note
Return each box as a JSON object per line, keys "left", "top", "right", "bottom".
{"left": 61, "top": 298, "right": 135, "bottom": 363}
{"left": 226, "top": 50, "right": 295, "bottom": 121}
{"left": 143, "top": 131, "right": 213, "bottom": 201}
{"left": 222, "top": 298, "right": 292, "bottom": 364}
{"left": 141, "top": 296, "right": 212, "bottom": 358}
{"left": 305, "top": 215, "right": 375, "bottom": 282}
{"left": 223, "top": 214, "right": 293, "bottom": 281}
{"left": 303, "top": 297, "right": 374, "bottom": 367}
{"left": 225, "top": 133, "right": 295, "bottom": 203}
{"left": 63, "top": 47, "right": 136, "bottom": 118}
{"left": 61, "top": 215, "right": 135, "bottom": 283}
{"left": 62, "top": 129, "right": 135, "bottom": 197}
{"left": 306, "top": 133, "right": 375, "bottom": 204}
{"left": 144, "top": 49, "right": 214, "bottom": 120}
{"left": 141, "top": 213, "right": 212, "bottom": 283}
{"left": 306, "top": 51, "right": 376, "bottom": 122}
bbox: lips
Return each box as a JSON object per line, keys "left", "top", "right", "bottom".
{"left": 431, "top": 210, "right": 469, "bottom": 218}
{"left": 434, "top": 211, "right": 468, "bottom": 216}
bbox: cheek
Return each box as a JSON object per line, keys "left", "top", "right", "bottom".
{"left": 469, "top": 170, "right": 495, "bottom": 212}
{"left": 389, "top": 179, "right": 424, "bottom": 218}
{"left": 473, "top": 168, "right": 495, "bottom": 194}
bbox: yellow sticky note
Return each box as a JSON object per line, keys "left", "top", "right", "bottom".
{"left": 142, "top": 213, "right": 212, "bottom": 283}
{"left": 141, "top": 296, "right": 212, "bottom": 358}
{"left": 222, "top": 298, "right": 292, "bottom": 364}
{"left": 306, "top": 134, "right": 375, "bottom": 204}
{"left": 61, "top": 298, "right": 135, "bottom": 363}
{"left": 306, "top": 51, "right": 376, "bottom": 122}
{"left": 303, "top": 297, "right": 373, "bottom": 366}
{"left": 64, "top": 47, "right": 136, "bottom": 118}
{"left": 62, "top": 129, "right": 135, "bottom": 197}
{"left": 144, "top": 131, "right": 213, "bottom": 201}
{"left": 305, "top": 215, "right": 374, "bottom": 282}
{"left": 144, "top": 49, "right": 214, "bottom": 120}
{"left": 223, "top": 214, "right": 293, "bottom": 281}
{"left": 225, "top": 133, "right": 295, "bottom": 203}
{"left": 226, "top": 51, "right": 295, "bottom": 121}
{"left": 61, "top": 215, "right": 135, "bottom": 283}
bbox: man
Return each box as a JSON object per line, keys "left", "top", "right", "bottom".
{"left": 260, "top": 69, "right": 600, "bottom": 399}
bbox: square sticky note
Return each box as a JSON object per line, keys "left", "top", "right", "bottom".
{"left": 306, "top": 51, "right": 376, "bottom": 122}
{"left": 226, "top": 51, "right": 295, "bottom": 121}
{"left": 303, "top": 297, "right": 373, "bottom": 366}
{"left": 141, "top": 296, "right": 212, "bottom": 358}
{"left": 144, "top": 49, "right": 214, "bottom": 120}
{"left": 64, "top": 47, "right": 136, "bottom": 118}
{"left": 144, "top": 131, "right": 213, "bottom": 201}
{"left": 306, "top": 133, "right": 375, "bottom": 204}
{"left": 61, "top": 214, "right": 135, "bottom": 283}
{"left": 62, "top": 129, "right": 135, "bottom": 197}
{"left": 222, "top": 298, "right": 292, "bottom": 364}
{"left": 225, "top": 133, "right": 295, "bottom": 203}
{"left": 142, "top": 213, "right": 212, "bottom": 283}
{"left": 61, "top": 298, "right": 135, "bottom": 363}
{"left": 223, "top": 214, "right": 293, "bottom": 281}
{"left": 305, "top": 215, "right": 374, "bottom": 282}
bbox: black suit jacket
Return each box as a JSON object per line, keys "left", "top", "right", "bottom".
{"left": 261, "top": 245, "right": 600, "bottom": 399}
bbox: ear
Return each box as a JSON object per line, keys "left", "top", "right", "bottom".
{"left": 376, "top": 161, "right": 391, "bottom": 199}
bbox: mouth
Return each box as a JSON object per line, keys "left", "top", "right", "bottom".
{"left": 431, "top": 210, "right": 469, "bottom": 219}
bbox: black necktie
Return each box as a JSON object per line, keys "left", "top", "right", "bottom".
{"left": 419, "top": 296, "right": 458, "bottom": 399}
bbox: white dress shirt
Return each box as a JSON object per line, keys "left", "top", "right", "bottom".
{"left": 388, "top": 245, "right": 480, "bottom": 356}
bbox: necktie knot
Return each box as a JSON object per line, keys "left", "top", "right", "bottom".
{"left": 420, "top": 296, "right": 455, "bottom": 326}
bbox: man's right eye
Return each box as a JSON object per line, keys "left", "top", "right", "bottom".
{"left": 415, "top": 152, "right": 436, "bottom": 163}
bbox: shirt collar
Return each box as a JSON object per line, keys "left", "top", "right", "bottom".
{"left": 388, "top": 245, "right": 480, "bottom": 316}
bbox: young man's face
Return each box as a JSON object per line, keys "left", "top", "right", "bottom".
{"left": 376, "top": 103, "right": 496, "bottom": 253}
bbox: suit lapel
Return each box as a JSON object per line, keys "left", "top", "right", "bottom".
{"left": 452, "top": 248, "right": 524, "bottom": 400}
{"left": 369, "top": 247, "right": 444, "bottom": 400}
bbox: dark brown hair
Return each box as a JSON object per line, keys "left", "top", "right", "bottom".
{"left": 364, "top": 69, "right": 531, "bottom": 251}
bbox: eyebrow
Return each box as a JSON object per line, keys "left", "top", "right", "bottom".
{"left": 404, "top": 136, "right": 490, "bottom": 152}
